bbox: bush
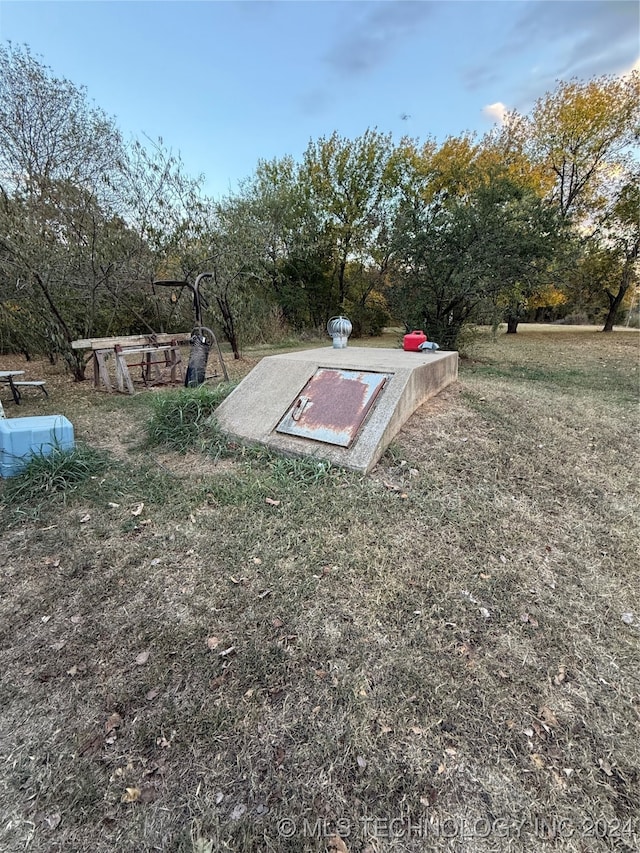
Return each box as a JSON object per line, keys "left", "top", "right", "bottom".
{"left": 1, "top": 443, "right": 110, "bottom": 505}
{"left": 144, "top": 384, "right": 235, "bottom": 452}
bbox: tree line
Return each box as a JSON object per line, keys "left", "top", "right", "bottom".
{"left": 1, "top": 43, "right": 638, "bottom": 379}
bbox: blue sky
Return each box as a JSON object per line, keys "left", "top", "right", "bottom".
{"left": 1, "top": 1, "right": 638, "bottom": 198}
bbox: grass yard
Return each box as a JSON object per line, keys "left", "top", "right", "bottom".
{"left": 0, "top": 326, "right": 638, "bottom": 853}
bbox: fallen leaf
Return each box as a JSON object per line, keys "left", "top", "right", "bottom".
{"left": 530, "top": 753, "right": 545, "bottom": 769}
{"left": 479, "top": 607, "right": 491, "bottom": 619}
{"left": 539, "top": 706, "right": 559, "bottom": 728}
{"left": 146, "top": 687, "right": 160, "bottom": 701}
{"left": 383, "top": 481, "right": 401, "bottom": 492}
{"left": 274, "top": 745, "right": 286, "bottom": 767}
{"left": 328, "top": 834, "right": 349, "bottom": 853}
{"left": 50, "top": 640, "right": 66, "bottom": 651}
{"left": 272, "top": 617, "right": 284, "bottom": 629}
{"left": 356, "top": 755, "right": 367, "bottom": 769}
{"left": 131, "top": 502, "right": 145, "bottom": 516}
{"left": 70, "top": 615, "right": 83, "bottom": 625}
{"left": 206, "top": 636, "right": 220, "bottom": 650}
{"left": 265, "top": 498, "right": 280, "bottom": 506}
{"left": 215, "top": 791, "right": 224, "bottom": 804}
{"left": 621, "top": 612, "right": 635, "bottom": 625}
{"left": 44, "top": 557, "right": 60, "bottom": 568}
{"left": 67, "top": 665, "right": 78, "bottom": 676}
{"left": 252, "top": 557, "right": 262, "bottom": 565}
{"left": 219, "top": 645, "right": 236, "bottom": 658}
{"left": 553, "top": 665, "right": 567, "bottom": 686}
{"left": 41, "top": 615, "right": 52, "bottom": 624}
{"left": 121, "top": 787, "right": 141, "bottom": 803}
{"left": 79, "top": 514, "right": 91, "bottom": 524}
{"left": 150, "top": 558, "right": 161, "bottom": 566}
{"left": 107, "top": 502, "right": 120, "bottom": 509}
{"left": 43, "top": 812, "right": 61, "bottom": 830}
{"left": 135, "top": 650, "right": 150, "bottom": 666}
{"left": 499, "top": 555, "right": 507, "bottom": 564}
{"left": 230, "top": 803, "right": 247, "bottom": 820}
{"left": 105, "top": 712, "right": 123, "bottom": 734}
{"left": 598, "top": 758, "right": 613, "bottom": 776}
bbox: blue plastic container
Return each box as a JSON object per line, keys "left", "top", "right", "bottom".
{"left": 0, "top": 415, "right": 75, "bottom": 478}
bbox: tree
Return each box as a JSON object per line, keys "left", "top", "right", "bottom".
{"left": 566, "top": 175, "right": 640, "bottom": 331}
{"left": 0, "top": 44, "right": 132, "bottom": 377}
{"left": 301, "top": 130, "right": 396, "bottom": 319}
{"left": 526, "top": 72, "right": 640, "bottom": 221}
{"left": 388, "top": 136, "right": 562, "bottom": 348}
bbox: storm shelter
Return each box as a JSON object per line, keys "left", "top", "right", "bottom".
{"left": 214, "top": 347, "right": 458, "bottom": 474}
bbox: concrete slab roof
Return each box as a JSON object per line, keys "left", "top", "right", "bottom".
{"left": 214, "top": 346, "right": 458, "bottom": 473}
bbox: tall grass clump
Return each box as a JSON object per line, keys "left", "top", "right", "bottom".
{"left": 144, "top": 384, "right": 235, "bottom": 453}
{"left": 0, "top": 443, "right": 110, "bottom": 505}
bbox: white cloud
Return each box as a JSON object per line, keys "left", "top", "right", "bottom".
{"left": 482, "top": 102, "right": 508, "bottom": 125}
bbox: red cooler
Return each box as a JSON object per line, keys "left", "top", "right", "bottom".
{"left": 403, "top": 330, "right": 427, "bottom": 351}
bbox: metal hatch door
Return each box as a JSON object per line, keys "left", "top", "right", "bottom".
{"left": 276, "top": 368, "right": 390, "bottom": 447}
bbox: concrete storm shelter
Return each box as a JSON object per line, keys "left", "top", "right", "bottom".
{"left": 215, "top": 346, "right": 458, "bottom": 474}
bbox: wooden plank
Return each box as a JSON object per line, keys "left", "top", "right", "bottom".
{"left": 110, "top": 346, "right": 176, "bottom": 356}
{"left": 72, "top": 333, "right": 191, "bottom": 350}
{"left": 115, "top": 351, "right": 135, "bottom": 395}
{"left": 95, "top": 351, "right": 112, "bottom": 393}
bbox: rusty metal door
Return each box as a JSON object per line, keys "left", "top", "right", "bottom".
{"left": 276, "top": 368, "right": 390, "bottom": 447}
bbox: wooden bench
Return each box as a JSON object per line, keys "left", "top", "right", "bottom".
{"left": 12, "top": 380, "right": 48, "bottom": 398}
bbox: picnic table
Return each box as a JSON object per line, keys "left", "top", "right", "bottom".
{"left": 0, "top": 370, "right": 49, "bottom": 404}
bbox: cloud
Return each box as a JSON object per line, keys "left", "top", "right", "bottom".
{"left": 324, "top": 0, "right": 434, "bottom": 77}
{"left": 482, "top": 102, "right": 508, "bottom": 125}
{"left": 464, "top": 0, "right": 639, "bottom": 106}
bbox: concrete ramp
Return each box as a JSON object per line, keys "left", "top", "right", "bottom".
{"left": 214, "top": 347, "right": 458, "bottom": 473}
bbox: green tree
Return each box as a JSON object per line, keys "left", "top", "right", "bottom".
{"left": 301, "top": 129, "right": 396, "bottom": 318}
{"left": 388, "top": 136, "right": 561, "bottom": 348}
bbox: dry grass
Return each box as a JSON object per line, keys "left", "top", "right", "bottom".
{"left": 0, "top": 326, "right": 639, "bottom": 853}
